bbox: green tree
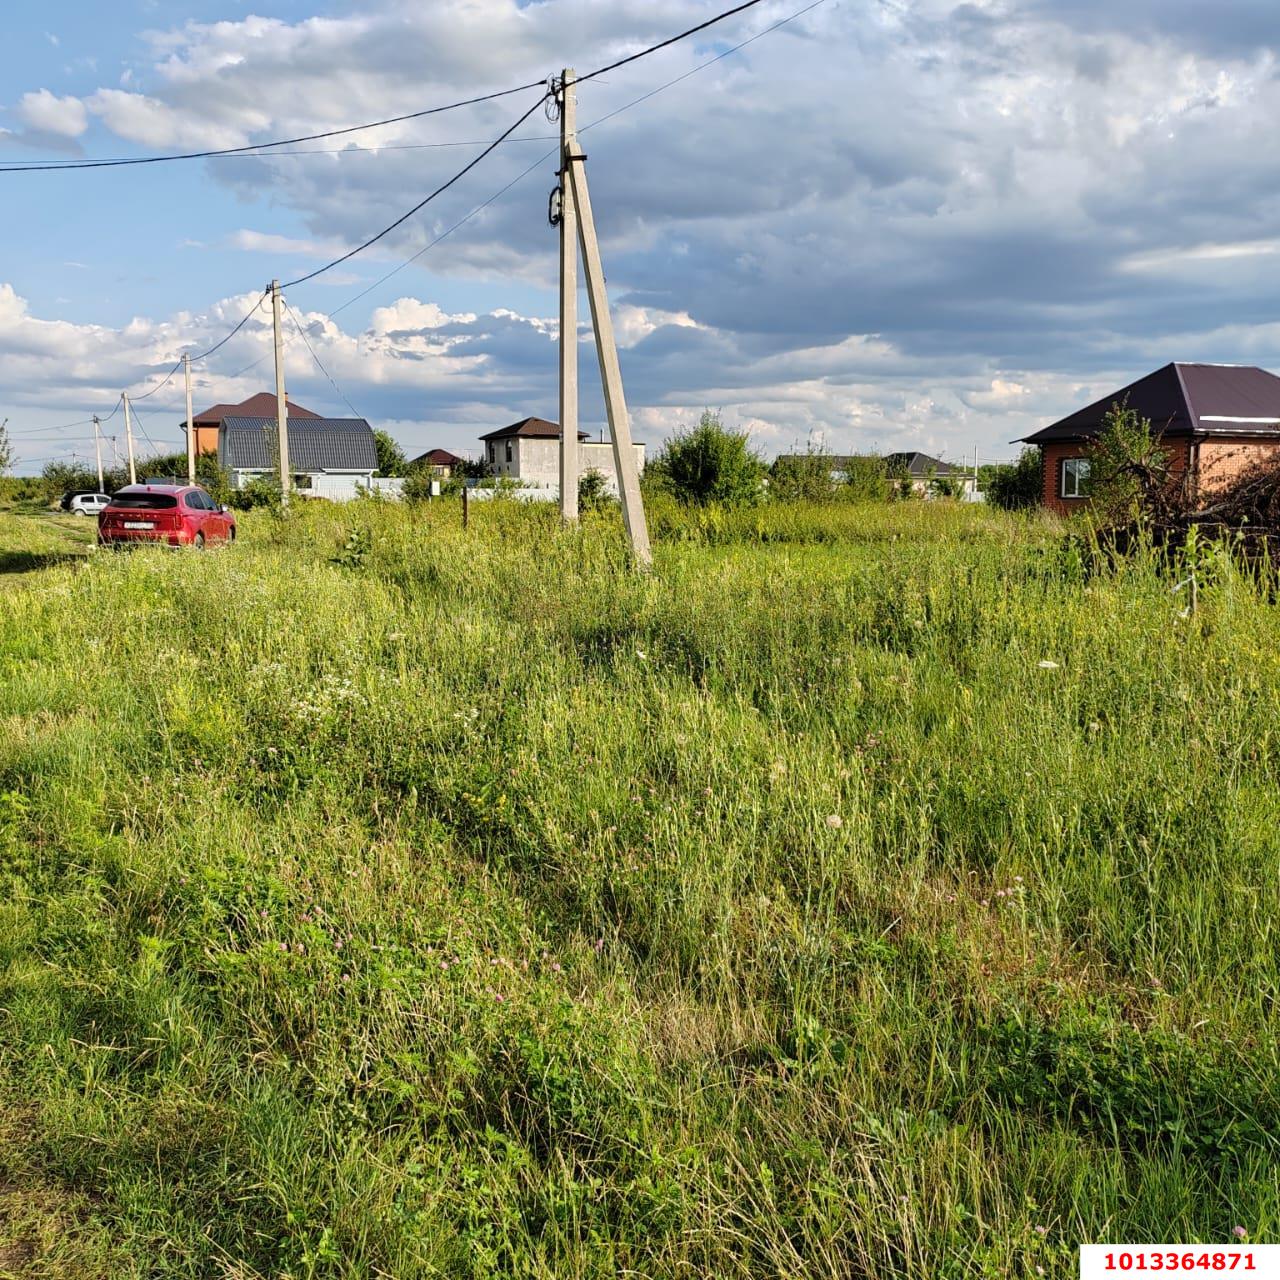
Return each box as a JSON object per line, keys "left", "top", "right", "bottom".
{"left": 1086, "top": 402, "right": 1175, "bottom": 525}
{"left": 769, "top": 450, "right": 835, "bottom": 503}
{"left": 578, "top": 468, "right": 615, "bottom": 513}
{"left": 841, "top": 455, "right": 890, "bottom": 501}
{"left": 646, "top": 411, "right": 765, "bottom": 507}
{"left": 0, "top": 420, "right": 13, "bottom": 476}
{"left": 373, "top": 430, "right": 408, "bottom": 477}
{"left": 985, "top": 448, "right": 1043, "bottom": 512}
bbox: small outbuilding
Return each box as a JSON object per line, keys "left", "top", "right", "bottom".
{"left": 410, "top": 448, "right": 465, "bottom": 477}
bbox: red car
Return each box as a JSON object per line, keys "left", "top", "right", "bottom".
{"left": 98, "top": 484, "right": 237, "bottom": 548}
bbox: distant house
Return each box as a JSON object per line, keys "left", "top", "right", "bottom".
{"left": 779, "top": 451, "right": 975, "bottom": 497}
{"left": 410, "top": 447, "right": 465, "bottom": 477}
{"left": 184, "top": 392, "right": 321, "bottom": 457}
{"left": 218, "top": 416, "right": 378, "bottom": 501}
{"left": 479, "top": 417, "right": 645, "bottom": 496}
{"left": 1020, "top": 362, "right": 1280, "bottom": 515}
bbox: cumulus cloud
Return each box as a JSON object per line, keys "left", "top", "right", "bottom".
{"left": 17, "top": 89, "right": 88, "bottom": 137}
{"left": 6, "top": 0, "right": 1280, "bottom": 464}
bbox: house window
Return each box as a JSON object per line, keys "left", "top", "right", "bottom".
{"left": 488, "top": 444, "right": 495, "bottom": 464}
{"left": 1060, "top": 457, "right": 1091, "bottom": 499}
{"left": 505, "top": 442, "right": 513, "bottom": 464}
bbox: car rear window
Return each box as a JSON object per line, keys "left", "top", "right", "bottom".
{"left": 109, "top": 494, "right": 178, "bottom": 510}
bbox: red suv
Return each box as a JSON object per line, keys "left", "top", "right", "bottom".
{"left": 98, "top": 484, "right": 237, "bottom": 548}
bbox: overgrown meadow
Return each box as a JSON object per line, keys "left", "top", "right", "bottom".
{"left": 0, "top": 497, "right": 1276, "bottom": 1278}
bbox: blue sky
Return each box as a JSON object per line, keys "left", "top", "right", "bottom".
{"left": 3, "top": 0, "right": 1280, "bottom": 471}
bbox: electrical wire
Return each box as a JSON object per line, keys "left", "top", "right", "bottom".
{"left": 1, "top": 0, "right": 779, "bottom": 175}
{"left": 0, "top": 83, "right": 547, "bottom": 173}
{"left": 575, "top": 0, "right": 770, "bottom": 85}
{"left": 283, "top": 300, "right": 364, "bottom": 420}
{"left": 308, "top": 0, "right": 826, "bottom": 322}
{"left": 281, "top": 92, "right": 548, "bottom": 288}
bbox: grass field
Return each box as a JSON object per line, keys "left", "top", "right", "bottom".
{"left": 0, "top": 497, "right": 1276, "bottom": 1278}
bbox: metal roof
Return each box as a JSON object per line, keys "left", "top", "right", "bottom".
{"left": 779, "top": 451, "right": 965, "bottom": 476}
{"left": 1020, "top": 363, "right": 1280, "bottom": 444}
{"left": 192, "top": 392, "right": 321, "bottom": 427}
{"left": 479, "top": 417, "right": 589, "bottom": 442}
{"left": 219, "top": 416, "right": 378, "bottom": 472}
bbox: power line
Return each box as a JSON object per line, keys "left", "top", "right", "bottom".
{"left": 312, "top": 0, "right": 825, "bottom": 321}
{"left": 577, "top": 0, "right": 770, "bottom": 85}
{"left": 283, "top": 300, "right": 363, "bottom": 420}
{"left": 282, "top": 92, "right": 548, "bottom": 288}
{"left": 1, "top": 0, "right": 779, "bottom": 175}
{"left": 0, "top": 83, "right": 546, "bottom": 174}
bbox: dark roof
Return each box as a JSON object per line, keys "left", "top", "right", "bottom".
{"left": 479, "top": 417, "right": 589, "bottom": 442}
{"left": 411, "top": 448, "right": 464, "bottom": 466}
{"left": 781, "top": 451, "right": 964, "bottom": 476}
{"left": 192, "top": 392, "right": 321, "bottom": 427}
{"left": 1020, "top": 363, "right": 1280, "bottom": 444}
{"left": 219, "top": 417, "right": 377, "bottom": 471}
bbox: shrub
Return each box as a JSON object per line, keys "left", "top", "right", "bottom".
{"left": 985, "top": 448, "right": 1043, "bottom": 511}
{"left": 769, "top": 451, "right": 836, "bottom": 503}
{"left": 841, "top": 455, "right": 890, "bottom": 502}
{"left": 646, "top": 411, "right": 765, "bottom": 507}
{"left": 578, "top": 468, "right": 615, "bottom": 514}
{"left": 373, "top": 430, "right": 408, "bottom": 478}
{"left": 1086, "top": 402, "right": 1175, "bottom": 526}
{"left": 228, "top": 476, "right": 283, "bottom": 512}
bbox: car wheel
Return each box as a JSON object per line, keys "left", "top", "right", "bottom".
{"left": 75, "top": 509, "right": 90, "bottom": 517}
{"left": 193, "top": 531, "right": 206, "bottom": 550}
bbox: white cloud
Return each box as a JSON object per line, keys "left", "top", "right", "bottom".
{"left": 17, "top": 89, "right": 88, "bottom": 138}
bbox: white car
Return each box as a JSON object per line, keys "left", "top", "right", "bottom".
{"left": 65, "top": 492, "right": 111, "bottom": 517}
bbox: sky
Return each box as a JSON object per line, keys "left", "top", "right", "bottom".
{"left": 3, "top": 0, "right": 1280, "bottom": 473}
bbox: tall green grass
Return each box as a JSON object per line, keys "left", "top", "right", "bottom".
{"left": 0, "top": 498, "right": 1275, "bottom": 1278}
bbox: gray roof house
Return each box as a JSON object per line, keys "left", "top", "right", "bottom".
{"left": 219, "top": 416, "right": 380, "bottom": 502}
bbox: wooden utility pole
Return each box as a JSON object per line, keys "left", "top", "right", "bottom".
{"left": 562, "top": 110, "right": 651, "bottom": 567}
{"left": 184, "top": 352, "right": 196, "bottom": 485}
{"left": 122, "top": 393, "right": 136, "bottom": 485}
{"left": 557, "top": 69, "right": 580, "bottom": 524}
{"left": 270, "top": 279, "right": 291, "bottom": 506}
{"left": 92, "top": 415, "right": 104, "bottom": 491}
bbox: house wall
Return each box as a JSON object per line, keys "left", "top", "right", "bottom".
{"left": 1195, "top": 438, "right": 1280, "bottom": 495}
{"left": 484, "top": 437, "right": 646, "bottom": 495}
{"left": 1038, "top": 439, "right": 1193, "bottom": 515}
{"left": 190, "top": 424, "right": 220, "bottom": 455}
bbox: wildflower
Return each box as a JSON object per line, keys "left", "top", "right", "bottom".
{"left": 1037, "top": 660, "right": 1059, "bottom": 669}
{"left": 1233, "top": 1227, "right": 1247, "bottom": 1240}
{"left": 635, "top": 650, "right": 647, "bottom": 660}
{"left": 551, "top": 962, "right": 562, "bottom": 973}
{"left": 440, "top": 960, "right": 449, "bottom": 970}
{"left": 595, "top": 937, "right": 604, "bottom": 953}
{"left": 825, "top": 814, "right": 844, "bottom": 829}
{"left": 334, "top": 940, "right": 344, "bottom": 951}
{"left": 1034, "top": 1226, "right": 1048, "bottom": 1236}
{"left": 1014, "top": 876, "right": 1023, "bottom": 883}
{"left": 278, "top": 942, "right": 287, "bottom": 952}
{"left": 494, "top": 992, "right": 505, "bottom": 1002}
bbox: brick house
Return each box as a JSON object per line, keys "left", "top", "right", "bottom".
{"left": 1021, "top": 363, "right": 1280, "bottom": 515}
{"left": 183, "top": 391, "right": 321, "bottom": 457}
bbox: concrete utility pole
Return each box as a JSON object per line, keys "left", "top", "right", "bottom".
{"left": 92, "top": 415, "right": 104, "bottom": 491}
{"left": 184, "top": 352, "right": 196, "bottom": 485}
{"left": 270, "top": 278, "right": 291, "bottom": 506}
{"left": 557, "top": 68, "right": 580, "bottom": 524}
{"left": 563, "top": 122, "right": 652, "bottom": 567}
{"left": 122, "top": 393, "right": 137, "bottom": 485}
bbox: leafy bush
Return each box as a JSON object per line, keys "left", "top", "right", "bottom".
{"left": 769, "top": 451, "right": 836, "bottom": 503}
{"left": 1087, "top": 402, "right": 1175, "bottom": 526}
{"left": 228, "top": 476, "right": 283, "bottom": 512}
{"left": 373, "top": 429, "right": 408, "bottom": 478}
{"left": 646, "top": 410, "right": 765, "bottom": 507}
{"left": 985, "top": 447, "right": 1043, "bottom": 511}
{"left": 841, "top": 455, "right": 890, "bottom": 501}
{"left": 578, "top": 468, "right": 615, "bottom": 514}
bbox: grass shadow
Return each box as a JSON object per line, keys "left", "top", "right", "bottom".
{"left": 0, "top": 550, "right": 86, "bottom": 575}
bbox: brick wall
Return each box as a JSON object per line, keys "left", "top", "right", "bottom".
{"left": 1037, "top": 439, "right": 1192, "bottom": 515}
{"left": 1196, "top": 438, "right": 1280, "bottom": 495}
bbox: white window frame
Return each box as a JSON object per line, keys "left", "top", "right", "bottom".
{"left": 1060, "top": 457, "right": 1091, "bottom": 499}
